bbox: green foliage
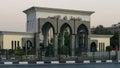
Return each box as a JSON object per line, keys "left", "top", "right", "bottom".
{"left": 92, "top": 25, "right": 119, "bottom": 48}
{"left": 92, "top": 25, "right": 112, "bottom": 35}
{"left": 45, "top": 44, "right": 54, "bottom": 57}
{"left": 106, "top": 46, "right": 112, "bottom": 60}
{"left": 64, "top": 29, "right": 70, "bottom": 46}
{"left": 40, "top": 43, "right": 44, "bottom": 51}
{"left": 60, "top": 45, "right": 69, "bottom": 55}
{"left": 15, "top": 47, "right": 24, "bottom": 56}
{"left": 110, "top": 32, "right": 119, "bottom": 48}
{"left": 106, "top": 46, "right": 112, "bottom": 52}
{"left": 58, "top": 28, "right": 71, "bottom": 56}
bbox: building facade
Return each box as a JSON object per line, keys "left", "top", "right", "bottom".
{"left": 0, "top": 31, "right": 34, "bottom": 50}
{"left": 24, "top": 7, "right": 94, "bottom": 56}
{"left": 90, "top": 34, "right": 113, "bottom": 52}
{"left": 0, "top": 6, "right": 113, "bottom": 58}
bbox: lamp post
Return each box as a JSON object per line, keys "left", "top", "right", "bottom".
{"left": 118, "top": 24, "right": 120, "bottom": 60}
{"left": 115, "top": 23, "right": 120, "bottom": 61}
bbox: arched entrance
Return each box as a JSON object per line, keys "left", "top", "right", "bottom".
{"left": 22, "top": 40, "right": 35, "bottom": 55}
{"left": 76, "top": 24, "right": 88, "bottom": 56}
{"left": 42, "top": 22, "right": 55, "bottom": 57}
{"left": 26, "top": 40, "right": 33, "bottom": 49}
{"left": 90, "top": 42, "right": 97, "bottom": 52}
{"left": 59, "top": 23, "right": 72, "bottom": 56}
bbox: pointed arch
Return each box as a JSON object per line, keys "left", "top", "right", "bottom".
{"left": 60, "top": 23, "right": 72, "bottom": 34}
{"left": 90, "top": 42, "right": 97, "bottom": 52}
{"left": 42, "top": 22, "right": 55, "bottom": 34}
{"left": 77, "top": 24, "right": 88, "bottom": 35}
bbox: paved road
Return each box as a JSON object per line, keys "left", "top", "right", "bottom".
{"left": 0, "top": 63, "right": 120, "bottom": 68}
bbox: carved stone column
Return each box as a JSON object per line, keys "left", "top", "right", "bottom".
{"left": 54, "top": 33, "right": 58, "bottom": 57}
{"left": 43, "top": 28, "right": 48, "bottom": 47}
{"left": 71, "top": 34, "right": 75, "bottom": 56}
{"left": 35, "top": 33, "right": 40, "bottom": 57}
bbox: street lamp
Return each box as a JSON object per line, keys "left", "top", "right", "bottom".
{"left": 118, "top": 24, "right": 120, "bottom": 60}
{"left": 115, "top": 23, "right": 120, "bottom": 61}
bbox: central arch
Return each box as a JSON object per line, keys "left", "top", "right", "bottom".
{"left": 58, "top": 23, "right": 72, "bottom": 56}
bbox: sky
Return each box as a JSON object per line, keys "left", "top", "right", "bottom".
{"left": 0, "top": 0, "right": 120, "bottom": 32}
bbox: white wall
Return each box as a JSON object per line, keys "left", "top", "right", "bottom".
{"left": 36, "top": 12, "right": 90, "bottom": 21}
{"left": 91, "top": 37, "right": 110, "bottom": 51}
{"left": 3, "top": 33, "right": 34, "bottom": 49}
{"left": 26, "top": 11, "right": 91, "bottom": 33}
{"left": 27, "top": 12, "right": 37, "bottom": 32}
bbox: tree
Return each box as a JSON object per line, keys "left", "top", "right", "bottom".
{"left": 63, "top": 29, "right": 71, "bottom": 55}
{"left": 106, "top": 46, "right": 112, "bottom": 60}
{"left": 60, "top": 45, "right": 69, "bottom": 56}
{"left": 92, "top": 25, "right": 112, "bottom": 35}
{"left": 45, "top": 44, "right": 54, "bottom": 57}
{"left": 15, "top": 47, "right": 24, "bottom": 60}
{"left": 110, "top": 32, "right": 119, "bottom": 48}
{"left": 58, "top": 28, "right": 71, "bottom": 57}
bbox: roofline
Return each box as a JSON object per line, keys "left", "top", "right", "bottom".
{"left": 0, "top": 31, "right": 34, "bottom": 34}
{"left": 23, "top": 6, "right": 94, "bottom": 15}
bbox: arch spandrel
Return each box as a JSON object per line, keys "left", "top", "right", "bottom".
{"left": 58, "top": 20, "right": 74, "bottom": 34}
{"left": 38, "top": 18, "right": 57, "bottom": 33}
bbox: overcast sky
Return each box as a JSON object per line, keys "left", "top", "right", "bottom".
{"left": 0, "top": 0, "right": 120, "bottom": 32}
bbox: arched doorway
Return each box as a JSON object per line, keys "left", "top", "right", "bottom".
{"left": 76, "top": 24, "right": 88, "bottom": 56}
{"left": 27, "top": 40, "right": 33, "bottom": 49}
{"left": 90, "top": 42, "right": 97, "bottom": 52}
{"left": 42, "top": 22, "right": 55, "bottom": 57}
{"left": 59, "top": 23, "right": 72, "bottom": 56}
{"left": 22, "top": 40, "right": 35, "bottom": 55}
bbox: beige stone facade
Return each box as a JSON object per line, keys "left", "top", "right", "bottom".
{"left": 91, "top": 35, "right": 113, "bottom": 52}
{"left": 0, "top": 31, "right": 34, "bottom": 49}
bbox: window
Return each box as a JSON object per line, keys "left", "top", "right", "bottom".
{"left": 101, "top": 43, "right": 102, "bottom": 51}
{"left": 99, "top": 43, "right": 101, "bottom": 51}
{"left": 103, "top": 43, "right": 105, "bottom": 51}
{"left": 17, "top": 41, "right": 19, "bottom": 47}
{"left": 15, "top": 41, "right": 16, "bottom": 50}
{"left": 11, "top": 41, "right": 13, "bottom": 50}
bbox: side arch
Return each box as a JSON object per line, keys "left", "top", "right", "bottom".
{"left": 77, "top": 24, "right": 88, "bottom": 35}
{"left": 76, "top": 24, "right": 89, "bottom": 56}
{"left": 38, "top": 18, "right": 57, "bottom": 33}
{"left": 90, "top": 42, "right": 97, "bottom": 52}
{"left": 42, "top": 22, "right": 55, "bottom": 34}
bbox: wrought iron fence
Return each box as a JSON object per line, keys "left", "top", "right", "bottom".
{"left": 0, "top": 50, "right": 119, "bottom": 62}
